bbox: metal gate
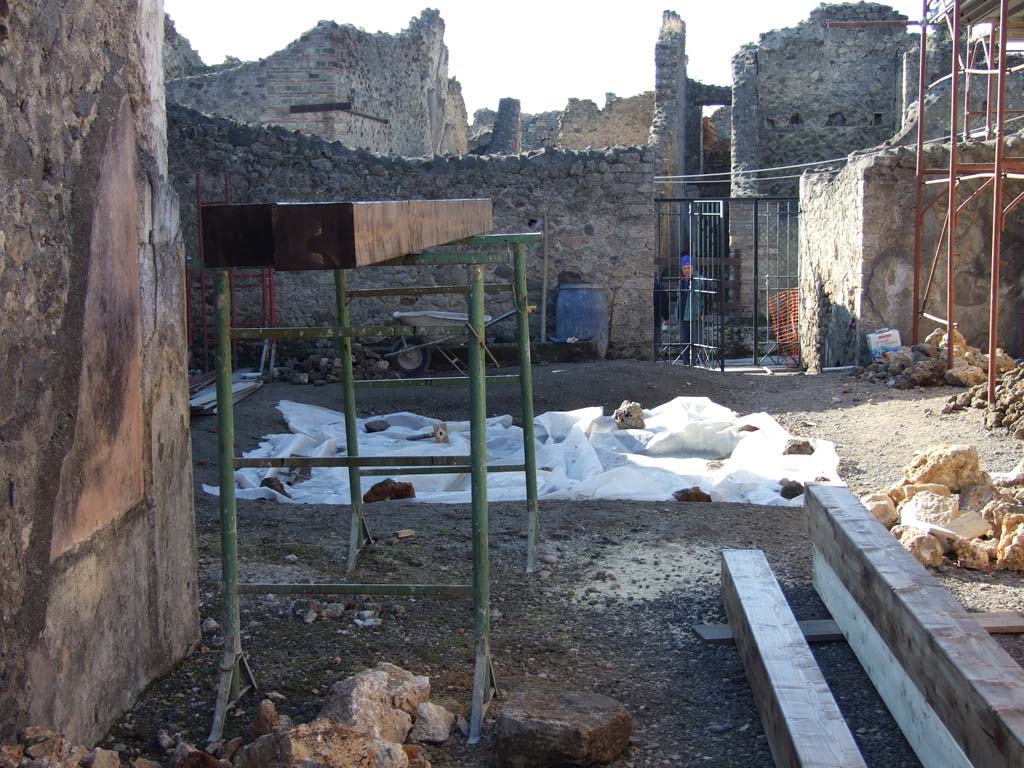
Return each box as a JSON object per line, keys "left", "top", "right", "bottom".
{"left": 654, "top": 197, "right": 800, "bottom": 368}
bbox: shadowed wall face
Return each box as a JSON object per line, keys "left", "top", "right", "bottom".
{"left": 0, "top": 0, "right": 198, "bottom": 744}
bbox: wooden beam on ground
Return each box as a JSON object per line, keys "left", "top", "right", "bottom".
{"left": 722, "top": 549, "right": 867, "bottom": 768}
{"left": 807, "top": 484, "right": 1024, "bottom": 768}
{"left": 694, "top": 610, "right": 1024, "bottom": 645}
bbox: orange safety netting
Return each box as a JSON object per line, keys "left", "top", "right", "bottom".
{"left": 767, "top": 288, "right": 800, "bottom": 357}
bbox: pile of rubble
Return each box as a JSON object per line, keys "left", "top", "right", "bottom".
{"left": 0, "top": 728, "right": 155, "bottom": 768}
{"left": 943, "top": 360, "right": 1024, "bottom": 439}
{"left": 851, "top": 328, "right": 1015, "bottom": 389}
{"left": 271, "top": 343, "right": 399, "bottom": 385}
{"left": 860, "top": 443, "right": 1024, "bottom": 571}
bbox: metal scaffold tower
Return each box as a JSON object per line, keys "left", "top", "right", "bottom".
{"left": 200, "top": 200, "right": 541, "bottom": 747}
{"left": 912, "top": 0, "right": 1024, "bottom": 402}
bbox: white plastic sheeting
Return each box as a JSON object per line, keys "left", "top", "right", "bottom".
{"left": 203, "top": 397, "right": 841, "bottom": 507}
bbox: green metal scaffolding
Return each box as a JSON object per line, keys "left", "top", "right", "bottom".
{"left": 207, "top": 234, "right": 542, "bottom": 746}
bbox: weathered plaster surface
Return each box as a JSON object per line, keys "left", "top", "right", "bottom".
{"left": 0, "top": 0, "right": 197, "bottom": 743}
{"left": 800, "top": 139, "right": 1024, "bottom": 370}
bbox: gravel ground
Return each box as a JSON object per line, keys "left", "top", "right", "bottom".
{"left": 106, "top": 360, "right": 1024, "bottom": 767}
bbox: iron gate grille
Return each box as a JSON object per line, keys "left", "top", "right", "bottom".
{"left": 654, "top": 198, "right": 800, "bottom": 368}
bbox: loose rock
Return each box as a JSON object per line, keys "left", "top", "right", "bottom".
{"left": 612, "top": 401, "right": 645, "bottom": 430}
{"left": 891, "top": 525, "right": 944, "bottom": 568}
{"left": 782, "top": 438, "right": 814, "bottom": 456}
{"left": 673, "top": 486, "right": 712, "bottom": 502}
{"left": 903, "top": 444, "right": 989, "bottom": 492}
{"left": 859, "top": 492, "right": 898, "bottom": 528}
{"left": 408, "top": 702, "right": 455, "bottom": 744}
{"left": 363, "top": 479, "right": 416, "bottom": 503}
{"left": 233, "top": 720, "right": 408, "bottom": 768}
{"left": 319, "top": 662, "right": 430, "bottom": 742}
{"left": 495, "top": 686, "right": 632, "bottom": 767}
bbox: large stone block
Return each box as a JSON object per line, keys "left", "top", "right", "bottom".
{"left": 495, "top": 687, "right": 632, "bottom": 767}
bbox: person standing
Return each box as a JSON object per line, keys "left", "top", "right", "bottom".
{"left": 677, "top": 254, "right": 701, "bottom": 364}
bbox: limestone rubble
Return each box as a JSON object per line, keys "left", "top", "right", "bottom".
{"left": 864, "top": 443, "right": 1024, "bottom": 572}
{"left": 852, "top": 328, "right": 1017, "bottom": 392}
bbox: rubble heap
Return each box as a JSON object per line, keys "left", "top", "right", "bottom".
{"left": 943, "top": 359, "right": 1024, "bottom": 439}
{"left": 2, "top": 664, "right": 461, "bottom": 768}
{"left": 272, "top": 343, "right": 400, "bottom": 385}
{"left": 860, "top": 444, "right": 1024, "bottom": 571}
{"left": 851, "top": 328, "right": 1015, "bottom": 389}
{"left": 0, "top": 728, "right": 153, "bottom": 768}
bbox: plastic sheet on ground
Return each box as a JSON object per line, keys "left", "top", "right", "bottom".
{"left": 203, "top": 397, "right": 841, "bottom": 507}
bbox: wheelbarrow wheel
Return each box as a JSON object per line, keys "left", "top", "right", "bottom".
{"left": 390, "top": 337, "right": 431, "bottom": 377}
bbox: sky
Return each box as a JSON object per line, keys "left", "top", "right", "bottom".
{"left": 164, "top": 1, "right": 926, "bottom": 116}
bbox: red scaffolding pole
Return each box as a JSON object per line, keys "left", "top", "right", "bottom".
{"left": 187, "top": 172, "right": 277, "bottom": 374}
{"left": 912, "top": 0, "right": 1024, "bottom": 402}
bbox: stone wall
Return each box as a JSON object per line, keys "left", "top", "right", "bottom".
{"left": 652, "top": 11, "right": 687, "bottom": 177}
{"left": 732, "top": 3, "right": 911, "bottom": 197}
{"left": 1, "top": 0, "right": 197, "bottom": 744}
{"left": 559, "top": 92, "right": 655, "bottom": 150}
{"left": 163, "top": 14, "right": 205, "bottom": 80}
{"left": 166, "top": 10, "right": 468, "bottom": 156}
{"left": 799, "top": 139, "right": 1024, "bottom": 371}
{"left": 170, "top": 106, "right": 656, "bottom": 358}
{"left": 489, "top": 97, "right": 522, "bottom": 154}
{"left": 522, "top": 111, "right": 561, "bottom": 150}
{"left": 474, "top": 92, "right": 656, "bottom": 154}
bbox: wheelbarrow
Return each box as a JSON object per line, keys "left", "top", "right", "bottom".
{"left": 385, "top": 309, "right": 520, "bottom": 376}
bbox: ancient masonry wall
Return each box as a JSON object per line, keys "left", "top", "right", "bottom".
{"left": 799, "top": 140, "right": 1024, "bottom": 371}
{"left": 165, "top": 10, "right": 468, "bottom": 156}
{"left": 170, "top": 106, "right": 657, "bottom": 358}
{"left": 652, "top": 11, "right": 687, "bottom": 177}
{"left": 522, "top": 111, "right": 561, "bottom": 150}
{"left": 558, "top": 92, "right": 655, "bottom": 150}
{"left": 731, "top": 3, "right": 911, "bottom": 197}
{"left": 0, "top": 1, "right": 197, "bottom": 743}
{"left": 163, "top": 14, "right": 205, "bottom": 80}
{"left": 472, "top": 93, "right": 655, "bottom": 153}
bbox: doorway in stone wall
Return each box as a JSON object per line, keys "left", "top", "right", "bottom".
{"left": 654, "top": 197, "right": 800, "bottom": 368}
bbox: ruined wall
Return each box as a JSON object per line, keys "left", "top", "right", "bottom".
{"left": 473, "top": 93, "right": 656, "bottom": 154}
{"left": 685, "top": 80, "right": 731, "bottom": 182}
{"left": 163, "top": 14, "right": 205, "bottom": 81}
{"left": 558, "top": 92, "right": 655, "bottom": 150}
{"left": 166, "top": 11, "right": 468, "bottom": 156}
{"left": 489, "top": 97, "right": 522, "bottom": 154}
{"left": 169, "top": 105, "right": 656, "bottom": 357}
{"left": 799, "top": 139, "right": 1024, "bottom": 371}
{"left": 897, "top": 32, "right": 1024, "bottom": 146}
{"left": 732, "top": 3, "right": 910, "bottom": 196}
{"left": 522, "top": 111, "right": 561, "bottom": 150}
{"left": 0, "top": 0, "right": 197, "bottom": 744}
{"left": 652, "top": 11, "right": 687, "bottom": 177}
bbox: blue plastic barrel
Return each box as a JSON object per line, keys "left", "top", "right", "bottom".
{"left": 556, "top": 283, "right": 609, "bottom": 358}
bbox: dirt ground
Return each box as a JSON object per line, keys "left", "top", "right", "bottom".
{"left": 107, "top": 361, "right": 1024, "bottom": 767}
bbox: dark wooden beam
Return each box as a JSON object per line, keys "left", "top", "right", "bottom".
{"left": 201, "top": 199, "right": 493, "bottom": 270}
{"left": 288, "top": 101, "right": 352, "bottom": 114}
{"left": 722, "top": 549, "right": 867, "bottom": 768}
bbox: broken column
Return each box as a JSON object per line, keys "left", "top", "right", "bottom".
{"left": 489, "top": 97, "right": 523, "bottom": 154}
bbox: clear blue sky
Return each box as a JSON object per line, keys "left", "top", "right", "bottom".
{"left": 164, "top": 1, "right": 925, "bottom": 115}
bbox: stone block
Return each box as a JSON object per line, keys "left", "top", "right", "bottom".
{"left": 495, "top": 687, "right": 632, "bottom": 767}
